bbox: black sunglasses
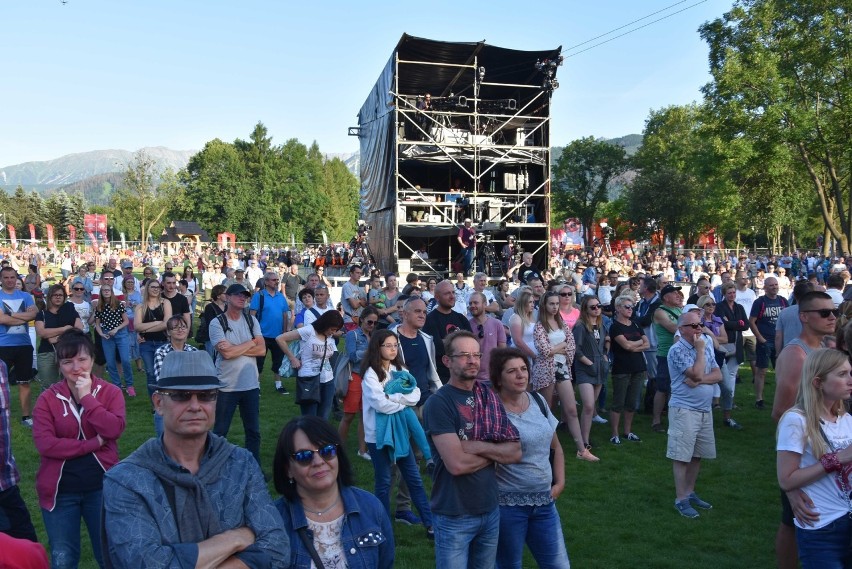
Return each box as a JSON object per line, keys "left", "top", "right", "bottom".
{"left": 560, "top": 292, "right": 573, "bottom": 297}
{"left": 680, "top": 323, "right": 703, "bottom": 330}
{"left": 72, "top": 287, "right": 85, "bottom": 291}
{"left": 802, "top": 308, "right": 841, "bottom": 318}
{"left": 291, "top": 444, "right": 338, "bottom": 465}
{"left": 156, "top": 390, "right": 218, "bottom": 403}
{"left": 477, "top": 323, "right": 484, "bottom": 339}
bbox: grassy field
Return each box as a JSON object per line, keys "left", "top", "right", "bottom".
{"left": 8, "top": 359, "right": 781, "bottom": 568}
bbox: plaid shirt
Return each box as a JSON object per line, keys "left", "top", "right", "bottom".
{"left": 0, "top": 361, "right": 20, "bottom": 490}
{"left": 152, "top": 343, "right": 198, "bottom": 385}
{"left": 471, "top": 380, "right": 520, "bottom": 442}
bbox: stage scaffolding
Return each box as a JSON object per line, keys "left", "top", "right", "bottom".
{"left": 354, "top": 34, "right": 562, "bottom": 278}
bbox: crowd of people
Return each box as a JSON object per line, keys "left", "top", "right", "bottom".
{"left": 5, "top": 241, "right": 852, "bottom": 567}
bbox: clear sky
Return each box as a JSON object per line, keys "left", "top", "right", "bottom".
{"left": 1, "top": 0, "right": 732, "bottom": 167}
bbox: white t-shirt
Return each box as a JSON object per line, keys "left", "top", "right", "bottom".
{"left": 736, "top": 288, "right": 757, "bottom": 337}
{"left": 777, "top": 411, "right": 852, "bottom": 529}
{"left": 71, "top": 299, "right": 92, "bottom": 333}
{"left": 297, "top": 326, "right": 336, "bottom": 383}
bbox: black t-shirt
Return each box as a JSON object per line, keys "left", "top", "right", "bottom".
{"left": 518, "top": 265, "right": 542, "bottom": 285}
{"left": 609, "top": 319, "right": 647, "bottom": 375}
{"left": 423, "top": 384, "right": 498, "bottom": 516}
{"left": 164, "top": 293, "right": 190, "bottom": 318}
{"left": 35, "top": 302, "right": 80, "bottom": 353}
{"left": 423, "top": 309, "right": 472, "bottom": 383}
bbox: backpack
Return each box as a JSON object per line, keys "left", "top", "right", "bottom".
{"left": 215, "top": 311, "right": 256, "bottom": 339}
{"left": 194, "top": 302, "right": 223, "bottom": 345}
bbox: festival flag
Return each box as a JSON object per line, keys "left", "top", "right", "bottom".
{"left": 8, "top": 225, "right": 17, "bottom": 248}
{"left": 68, "top": 225, "right": 76, "bottom": 243}
{"left": 46, "top": 224, "right": 55, "bottom": 248}
{"left": 28, "top": 224, "right": 36, "bottom": 242}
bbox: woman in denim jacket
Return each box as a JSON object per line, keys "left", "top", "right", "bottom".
{"left": 274, "top": 416, "right": 394, "bottom": 569}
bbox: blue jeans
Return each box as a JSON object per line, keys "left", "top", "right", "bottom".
{"left": 102, "top": 329, "right": 134, "bottom": 388}
{"left": 433, "top": 508, "right": 500, "bottom": 569}
{"left": 496, "top": 502, "right": 571, "bottom": 569}
{"left": 797, "top": 515, "right": 852, "bottom": 569}
{"left": 298, "top": 380, "right": 335, "bottom": 420}
{"left": 41, "top": 489, "right": 104, "bottom": 569}
{"left": 204, "top": 340, "right": 216, "bottom": 361}
{"left": 366, "top": 442, "right": 432, "bottom": 527}
{"left": 139, "top": 339, "right": 166, "bottom": 388}
{"left": 213, "top": 388, "right": 261, "bottom": 465}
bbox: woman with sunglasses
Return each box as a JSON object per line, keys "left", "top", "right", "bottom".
{"left": 135, "top": 280, "right": 173, "bottom": 430}
{"left": 94, "top": 280, "right": 135, "bottom": 396}
{"left": 33, "top": 330, "right": 125, "bottom": 569}
{"left": 360, "top": 329, "right": 434, "bottom": 539}
{"left": 274, "top": 416, "right": 394, "bottom": 569}
{"left": 339, "top": 306, "right": 380, "bottom": 461}
{"left": 70, "top": 264, "right": 93, "bottom": 303}
{"left": 490, "top": 347, "right": 570, "bottom": 568}
{"left": 715, "top": 282, "right": 749, "bottom": 426}
{"left": 777, "top": 348, "right": 852, "bottom": 569}
{"left": 35, "top": 284, "right": 84, "bottom": 387}
{"left": 573, "top": 296, "right": 609, "bottom": 451}
{"left": 557, "top": 284, "right": 580, "bottom": 329}
{"left": 608, "top": 295, "right": 648, "bottom": 445}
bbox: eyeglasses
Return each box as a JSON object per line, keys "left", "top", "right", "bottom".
{"left": 168, "top": 324, "right": 188, "bottom": 331}
{"left": 449, "top": 352, "right": 482, "bottom": 360}
{"left": 802, "top": 308, "right": 841, "bottom": 318}
{"left": 477, "top": 324, "right": 484, "bottom": 339}
{"left": 560, "top": 292, "right": 573, "bottom": 297}
{"left": 381, "top": 343, "right": 399, "bottom": 349}
{"left": 680, "top": 323, "right": 703, "bottom": 330}
{"left": 72, "top": 287, "right": 84, "bottom": 291}
{"left": 291, "top": 444, "right": 338, "bottom": 465}
{"left": 156, "top": 390, "right": 218, "bottom": 403}
{"left": 363, "top": 319, "right": 378, "bottom": 326}
{"left": 587, "top": 304, "right": 601, "bottom": 310}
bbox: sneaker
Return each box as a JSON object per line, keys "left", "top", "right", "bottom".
{"left": 675, "top": 499, "right": 700, "bottom": 519}
{"left": 126, "top": 387, "right": 136, "bottom": 397}
{"left": 755, "top": 400, "right": 765, "bottom": 410}
{"left": 276, "top": 386, "right": 290, "bottom": 395}
{"left": 724, "top": 418, "right": 743, "bottom": 430}
{"left": 592, "top": 414, "right": 608, "bottom": 424}
{"left": 395, "top": 511, "right": 421, "bottom": 526}
{"left": 425, "top": 526, "right": 435, "bottom": 540}
{"left": 625, "top": 432, "right": 642, "bottom": 442}
{"left": 577, "top": 449, "right": 600, "bottom": 462}
{"left": 688, "top": 492, "right": 713, "bottom": 510}
{"left": 20, "top": 417, "right": 33, "bottom": 429}
{"left": 652, "top": 423, "right": 666, "bottom": 433}
{"left": 357, "top": 450, "right": 372, "bottom": 461}
{"left": 584, "top": 442, "right": 593, "bottom": 451}
{"left": 609, "top": 435, "right": 622, "bottom": 445}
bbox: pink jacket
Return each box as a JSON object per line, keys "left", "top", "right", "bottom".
{"left": 33, "top": 376, "right": 125, "bottom": 510}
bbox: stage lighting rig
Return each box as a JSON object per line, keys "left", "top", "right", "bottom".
{"left": 535, "top": 55, "right": 563, "bottom": 92}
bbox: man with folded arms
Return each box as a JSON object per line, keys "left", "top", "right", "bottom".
{"left": 102, "top": 350, "right": 288, "bottom": 568}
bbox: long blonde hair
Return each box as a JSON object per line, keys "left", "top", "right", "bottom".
{"left": 515, "top": 287, "right": 534, "bottom": 329}
{"left": 783, "top": 348, "right": 850, "bottom": 459}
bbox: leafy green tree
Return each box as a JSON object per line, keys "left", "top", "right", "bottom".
{"left": 112, "top": 150, "right": 175, "bottom": 241}
{"left": 700, "top": 0, "right": 852, "bottom": 252}
{"left": 552, "top": 136, "right": 628, "bottom": 246}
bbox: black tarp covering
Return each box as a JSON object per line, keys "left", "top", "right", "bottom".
{"left": 357, "top": 34, "right": 561, "bottom": 271}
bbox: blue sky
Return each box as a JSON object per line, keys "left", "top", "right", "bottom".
{"left": 1, "top": 0, "right": 731, "bottom": 166}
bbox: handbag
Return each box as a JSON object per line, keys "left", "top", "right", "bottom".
{"left": 295, "top": 341, "right": 327, "bottom": 404}
{"left": 720, "top": 343, "right": 737, "bottom": 359}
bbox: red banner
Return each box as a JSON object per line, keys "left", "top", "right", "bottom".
{"left": 68, "top": 225, "right": 76, "bottom": 243}
{"left": 8, "top": 225, "right": 17, "bottom": 248}
{"left": 217, "top": 232, "right": 236, "bottom": 249}
{"left": 83, "top": 214, "right": 108, "bottom": 246}
{"left": 46, "top": 224, "right": 55, "bottom": 248}
{"left": 28, "top": 224, "right": 36, "bottom": 242}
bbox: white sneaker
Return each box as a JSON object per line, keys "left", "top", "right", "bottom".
{"left": 592, "top": 414, "right": 608, "bottom": 424}
{"left": 357, "top": 451, "right": 372, "bottom": 461}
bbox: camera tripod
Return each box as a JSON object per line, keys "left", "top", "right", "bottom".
{"left": 476, "top": 234, "right": 503, "bottom": 278}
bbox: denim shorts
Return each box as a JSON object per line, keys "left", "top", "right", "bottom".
{"left": 655, "top": 356, "right": 671, "bottom": 393}
{"left": 756, "top": 341, "right": 777, "bottom": 369}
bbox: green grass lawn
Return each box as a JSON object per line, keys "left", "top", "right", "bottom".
{"left": 9, "top": 364, "right": 780, "bottom": 567}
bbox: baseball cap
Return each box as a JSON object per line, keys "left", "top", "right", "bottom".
{"left": 225, "top": 284, "right": 251, "bottom": 297}
{"left": 660, "top": 285, "right": 682, "bottom": 297}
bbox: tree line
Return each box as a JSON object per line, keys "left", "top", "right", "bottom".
{"left": 551, "top": 0, "right": 849, "bottom": 255}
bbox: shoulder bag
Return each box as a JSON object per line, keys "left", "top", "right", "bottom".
{"left": 296, "top": 340, "right": 327, "bottom": 404}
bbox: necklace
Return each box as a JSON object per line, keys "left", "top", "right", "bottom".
{"left": 303, "top": 495, "right": 340, "bottom": 517}
{"left": 503, "top": 394, "right": 529, "bottom": 414}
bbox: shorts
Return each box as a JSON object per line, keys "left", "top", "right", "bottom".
{"left": 0, "top": 345, "right": 35, "bottom": 385}
{"left": 742, "top": 336, "right": 757, "bottom": 362}
{"left": 781, "top": 488, "right": 794, "bottom": 527}
{"left": 756, "top": 340, "right": 777, "bottom": 369}
{"left": 655, "top": 356, "right": 671, "bottom": 394}
{"left": 611, "top": 371, "right": 645, "bottom": 413}
{"left": 666, "top": 406, "right": 716, "bottom": 462}
{"left": 342, "top": 372, "right": 364, "bottom": 414}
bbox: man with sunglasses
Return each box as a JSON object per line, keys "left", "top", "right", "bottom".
{"left": 771, "top": 291, "right": 837, "bottom": 568}
{"left": 103, "top": 350, "right": 289, "bottom": 567}
{"left": 666, "top": 311, "right": 722, "bottom": 519}
{"left": 249, "top": 270, "right": 291, "bottom": 394}
{"left": 468, "top": 292, "right": 506, "bottom": 384}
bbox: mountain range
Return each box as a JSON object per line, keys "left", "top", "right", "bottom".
{"left": 0, "top": 135, "right": 639, "bottom": 198}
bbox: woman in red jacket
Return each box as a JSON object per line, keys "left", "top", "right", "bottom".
{"left": 33, "top": 330, "right": 126, "bottom": 569}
